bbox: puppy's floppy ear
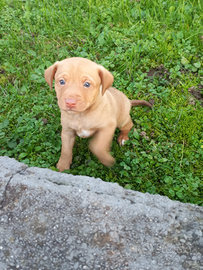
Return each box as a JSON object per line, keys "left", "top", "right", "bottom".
{"left": 98, "top": 65, "right": 114, "bottom": 95}
{"left": 44, "top": 62, "right": 59, "bottom": 90}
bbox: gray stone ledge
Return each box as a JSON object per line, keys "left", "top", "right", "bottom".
{"left": 0, "top": 156, "right": 203, "bottom": 270}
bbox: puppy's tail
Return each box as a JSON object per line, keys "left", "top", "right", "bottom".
{"left": 130, "top": 100, "right": 152, "bottom": 107}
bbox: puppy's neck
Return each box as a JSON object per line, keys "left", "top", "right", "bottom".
{"left": 87, "top": 89, "right": 105, "bottom": 112}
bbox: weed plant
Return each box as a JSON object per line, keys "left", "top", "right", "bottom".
{"left": 0, "top": 0, "right": 203, "bottom": 205}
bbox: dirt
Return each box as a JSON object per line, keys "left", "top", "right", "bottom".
{"left": 147, "top": 65, "right": 203, "bottom": 108}
{"left": 188, "top": 85, "right": 203, "bottom": 108}
{"left": 0, "top": 69, "right": 6, "bottom": 75}
{"left": 147, "top": 64, "right": 170, "bottom": 78}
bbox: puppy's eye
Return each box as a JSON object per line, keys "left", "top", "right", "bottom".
{"left": 84, "top": 82, "right": 91, "bottom": 88}
{"left": 59, "top": 79, "right": 65, "bottom": 86}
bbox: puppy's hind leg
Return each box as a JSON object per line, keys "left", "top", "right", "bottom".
{"left": 117, "top": 116, "right": 133, "bottom": 146}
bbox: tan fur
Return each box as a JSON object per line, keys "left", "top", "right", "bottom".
{"left": 44, "top": 57, "right": 152, "bottom": 171}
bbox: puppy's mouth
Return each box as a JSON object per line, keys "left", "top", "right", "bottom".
{"left": 58, "top": 100, "right": 90, "bottom": 113}
{"left": 61, "top": 106, "right": 80, "bottom": 114}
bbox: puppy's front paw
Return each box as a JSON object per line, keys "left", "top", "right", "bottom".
{"left": 57, "top": 159, "right": 70, "bottom": 172}
{"left": 99, "top": 155, "right": 115, "bottom": 167}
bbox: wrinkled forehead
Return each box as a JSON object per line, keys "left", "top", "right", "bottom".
{"left": 55, "top": 58, "right": 100, "bottom": 82}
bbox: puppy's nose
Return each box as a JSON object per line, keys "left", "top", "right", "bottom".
{"left": 65, "top": 98, "right": 76, "bottom": 108}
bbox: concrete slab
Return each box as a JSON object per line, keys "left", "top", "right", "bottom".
{"left": 0, "top": 156, "right": 203, "bottom": 270}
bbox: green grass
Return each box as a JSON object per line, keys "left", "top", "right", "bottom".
{"left": 0, "top": 0, "right": 203, "bottom": 205}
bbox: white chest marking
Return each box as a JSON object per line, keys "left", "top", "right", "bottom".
{"left": 77, "top": 129, "right": 91, "bottom": 138}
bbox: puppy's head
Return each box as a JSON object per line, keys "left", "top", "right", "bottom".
{"left": 44, "top": 57, "right": 114, "bottom": 113}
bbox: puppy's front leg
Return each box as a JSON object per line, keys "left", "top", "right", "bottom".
{"left": 89, "top": 125, "right": 116, "bottom": 166}
{"left": 57, "top": 128, "right": 76, "bottom": 172}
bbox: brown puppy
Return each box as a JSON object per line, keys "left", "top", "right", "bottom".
{"left": 44, "top": 57, "right": 152, "bottom": 172}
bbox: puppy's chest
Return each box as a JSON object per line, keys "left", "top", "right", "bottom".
{"left": 63, "top": 114, "right": 96, "bottom": 138}
{"left": 76, "top": 128, "right": 94, "bottom": 138}
{"left": 76, "top": 118, "right": 96, "bottom": 138}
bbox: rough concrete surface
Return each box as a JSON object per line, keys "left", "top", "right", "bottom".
{"left": 0, "top": 156, "right": 203, "bottom": 270}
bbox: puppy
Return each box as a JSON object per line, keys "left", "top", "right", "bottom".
{"left": 44, "top": 57, "right": 152, "bottom": 171}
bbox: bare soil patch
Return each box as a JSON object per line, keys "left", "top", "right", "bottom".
{"left": 147, "top": 66, "right": 203, "bottom": 108}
